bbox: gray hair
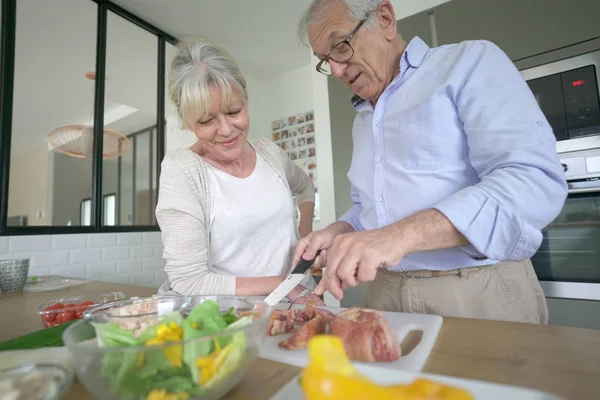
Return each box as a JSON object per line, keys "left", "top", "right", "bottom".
{"left": 168, "top": 36, "right": 247, "bottom": 128}
{"left": 298, "top": 0, "right": 383, "bottom": 46}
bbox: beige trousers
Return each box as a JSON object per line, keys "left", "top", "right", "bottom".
{"left": 364, "top": 259, "right": 549, "bottom": 324}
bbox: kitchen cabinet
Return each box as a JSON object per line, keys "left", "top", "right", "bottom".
{"left": 396, "top": 10, "right": 433, "bottom": 46}
{"left": 433, "top": 0, "right": 600, "bottom": 61}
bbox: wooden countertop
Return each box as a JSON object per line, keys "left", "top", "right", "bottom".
{"left": 2, "top": 277, "right": 600, "bottom": 399}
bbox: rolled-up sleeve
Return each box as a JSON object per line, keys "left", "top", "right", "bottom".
{"left": 434, "top": 41, "right": 568, "bottom": 261}
{"left": 338, "top": 183, "right": 365, "bottom": 232}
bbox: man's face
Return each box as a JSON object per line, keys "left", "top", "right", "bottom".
{"left": 309, "top": 1, "right": 396, "bottom": 103}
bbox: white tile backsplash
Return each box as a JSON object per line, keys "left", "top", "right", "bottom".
{"left": 117, "top": 259, "right": 143, "bottom": 273}
{"left": 102, "top": 246, "right": 130, "bottom": 261}
{"left": 70, "top": 248, "right": 103, "bottom": 264}
{"left": 86, "top": 262, "right": 117, "bottom": 279}
{"left": 0, "top": 238, "right": 8, "bottom": 253}
{"left": 0, "top": 233, "right": 166, "bottom": 288}
{"left": 10, "top": 236, "right": 51, "bottom": 252}
{"left": 31, "top": 251, "right": 69, "bottom": 267}
{"left": 52, "top": 234, "right": 87, "bottom": 250}
{"left": 130, "top": 245, "right": 154, "bottom": 259}
{"left": 117, "top": 233, "right": 143, "bottom": 246}
{"left": 88, "top": 234, "right": 117, "bottom": 248}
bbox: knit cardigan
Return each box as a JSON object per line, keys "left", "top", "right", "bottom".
{"left": 155, "top": 138, "right": 315, "bottom": 296}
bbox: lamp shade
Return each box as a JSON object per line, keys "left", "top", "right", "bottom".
{"left": 47, "top": 124, "right": 131, "bottom": 159}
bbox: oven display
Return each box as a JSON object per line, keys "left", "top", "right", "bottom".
{"left": 527, "top": 65, "right": 600, "bottom": 142}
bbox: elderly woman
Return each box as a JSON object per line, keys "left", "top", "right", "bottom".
{"left": 156, "top": 38, "right": 316, "bottom": 301}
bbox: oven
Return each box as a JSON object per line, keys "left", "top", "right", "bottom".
{"left": 517, "top": 38, "right": 600, "bottom": 301}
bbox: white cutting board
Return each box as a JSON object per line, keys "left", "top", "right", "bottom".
{"left": 270, "top": 364, "right": 564, "bottom": 400}
{"left": 258, "top": 304, "right": 443, "bottom": 373}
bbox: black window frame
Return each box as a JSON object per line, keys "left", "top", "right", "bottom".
{"left": 0, "top": 0, "right": 177, "bottom": 236}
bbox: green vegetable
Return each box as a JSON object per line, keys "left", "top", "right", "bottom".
{"left": 91, "top": 300, "right": 248, "bottom": 398}
{"left": 182, "top": 300, "right": 230, "bottom": 383}
{"left": 0, "top": 321, "right": 75, "bottom": 351}
{"left": 91, "top": 322, "right": 140, "bottom": 347}
{"left": 222, "top": 307, "right": 237, "bottom": 325}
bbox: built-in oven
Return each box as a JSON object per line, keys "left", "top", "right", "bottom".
{"left": 517, "top": 38, "right": 600, "bottom": 301}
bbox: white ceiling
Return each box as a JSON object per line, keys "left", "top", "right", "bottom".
{"left": 110, "top": 0, "right": 314, "bottom": 81}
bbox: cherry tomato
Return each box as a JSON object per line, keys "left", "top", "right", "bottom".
{"left": 56, "top": 310, "right": 76, "bottom": 324}
{"left": 42, "top": 303, "right": 65, "bottom": 323}
{"left": 74, "top": 301, "right": 94, "bottom": 318}
{"left": 64, "top": 303, "right": 76, "bottom": 309}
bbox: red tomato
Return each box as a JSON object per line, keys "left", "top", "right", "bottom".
{"left": 42, "top": 303, "right": 65, "bottom": 323}
{"left": 74, "top": 301, "right": 94, "bottom": 319}
{"left": 64, "top": 303, "right": 76, "bottom": 309}
{"left": 56, "top": 310, "right": 76, "bottom": 324}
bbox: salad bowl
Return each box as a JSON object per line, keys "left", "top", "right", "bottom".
{"left": 62, "top": 295, "right": 272, "bottom": 400}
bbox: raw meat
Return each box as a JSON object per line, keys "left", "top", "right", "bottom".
{"left": 278, "top": 313, "right": 330, "bottom": 350}
{"left": 330, "top": 308, "right": 401, "bottom": 362}
{"left": 267, "top": 309, "right": 295, "bottom": 336}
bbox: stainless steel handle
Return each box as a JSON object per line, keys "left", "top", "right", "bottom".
{"left": 568, "top": 187, "right": 600, "bottom": 194}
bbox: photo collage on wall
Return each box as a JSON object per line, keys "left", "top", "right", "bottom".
{"left": 271, "top": 111, "right": 320, "bottom": 220}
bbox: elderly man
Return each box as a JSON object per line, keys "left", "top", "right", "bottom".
{"left": 293, "top": 0, "right": 568, "bottom": 323}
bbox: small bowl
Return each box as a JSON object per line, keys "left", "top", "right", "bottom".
{"left": 0, "top": 258, "right": 30, "bottom": 292}
{"left": 63, "top": 296, "right": 271, "bottom": 400}
{"left": 0, "top": 363, "right": 73, "bottom": 400}
{"left": 38, "top": 292, "right": 126, "bottom": 329}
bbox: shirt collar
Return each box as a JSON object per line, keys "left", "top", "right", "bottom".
{"left": 350, "top": 36, "right": 430, "bottom": 110}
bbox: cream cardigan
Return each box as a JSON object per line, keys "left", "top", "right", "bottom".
{"left": 155, "top": 138, "right": 315, "bottom": 296}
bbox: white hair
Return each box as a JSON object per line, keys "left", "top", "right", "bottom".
{"left": 168, "top": 36, "right": 247, "bottom": 128}
{"left": 297, "top": 0, "right": 383, "bottom": 46}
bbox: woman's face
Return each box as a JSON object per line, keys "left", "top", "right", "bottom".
{"left": 189, "top": 85, "right": 250, "bottom": 162}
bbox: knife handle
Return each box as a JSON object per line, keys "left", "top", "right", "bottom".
{"left": 291, "top": 249, "right": 322, "bottom": 275}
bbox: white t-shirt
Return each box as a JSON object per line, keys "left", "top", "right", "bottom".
{"left": 205, "top": 155, "right": 298, "bottom": 278}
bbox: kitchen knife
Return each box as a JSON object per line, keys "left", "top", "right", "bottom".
{"left": 264, "top": 250, "right": 321, "bottom": 307}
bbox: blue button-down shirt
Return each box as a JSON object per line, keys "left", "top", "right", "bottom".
{"left": 339, "top": 37, "right": 568, "bottom": 272}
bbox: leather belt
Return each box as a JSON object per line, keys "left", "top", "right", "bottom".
{"left": 380, "top": 265, "right": 491, "bottom": 279}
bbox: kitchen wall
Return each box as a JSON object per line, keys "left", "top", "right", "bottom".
{"left": 7, "top": 144, "right": 52, "bottom": 226}
{"left": 245, "top": 61, "right": 337, "bottom": 231}
{"left": 0, "top": 232, "right": 166, "bottom": 289}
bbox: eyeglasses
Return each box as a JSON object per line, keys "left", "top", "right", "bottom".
{"left": 315, "top": 17, "right": 369, "bottom": 76}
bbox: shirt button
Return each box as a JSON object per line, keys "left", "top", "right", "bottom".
{"left": 376, "top": 122, "right": 382, "bottom": 128}
{"left": 376, "top": 196, "right": 382, "bottom": 202}
{"left": 376, "top": 158, "right": 382, "bottom": 164}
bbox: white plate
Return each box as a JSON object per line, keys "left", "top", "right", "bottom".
{"left": 270, "top": 364, "right": 564, "bottom": 400}
{"left": 259, "top": 305, "right": 443, "bottom": 372}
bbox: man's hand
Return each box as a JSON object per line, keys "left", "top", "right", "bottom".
{"left": 313, "top": 226, "right": 406, "bottom": 300}
{"left": 292, "top": 221, "right": 355, "bottom": 271}
{"left": 313, "top": 209, "right": 469, "bottom": 300}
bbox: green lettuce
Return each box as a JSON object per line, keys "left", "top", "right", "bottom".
{"left": 182, "top": 300, "right": 229, "bottom": 383}
{"left": 91, "top": 321, "right": 140, "bottom": 347}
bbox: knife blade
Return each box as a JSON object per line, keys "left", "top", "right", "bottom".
{"left": 263, "top": 250, "right": 322, "bottom": 307}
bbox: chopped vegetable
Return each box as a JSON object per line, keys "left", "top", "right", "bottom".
{"left": 92, "top": 299, "right": 250, "bottom": 399}
{"left": 300, "top": 335, "right": 474, "bottom": 400}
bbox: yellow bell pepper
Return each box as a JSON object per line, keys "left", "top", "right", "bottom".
{"left": 146, "top": 389, "right": 189, "bottom": 400}
{"left": 139, "top": 322, "right": 184, "bottom": 368}
{"left": 300, "top": 335, "right": 473, "bottom": 400}
{"left": 194, "top": 337, "right": 236, "bottom": 386}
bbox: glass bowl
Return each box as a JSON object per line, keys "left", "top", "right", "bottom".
{"left": 38, "top": 292, "right": 126, "bottom": 328}
{"left": 0, "top": 363, "right": 73, "bottom": 400}
{"left": 62, "top": 296, "right": 271, "bottom": 400}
